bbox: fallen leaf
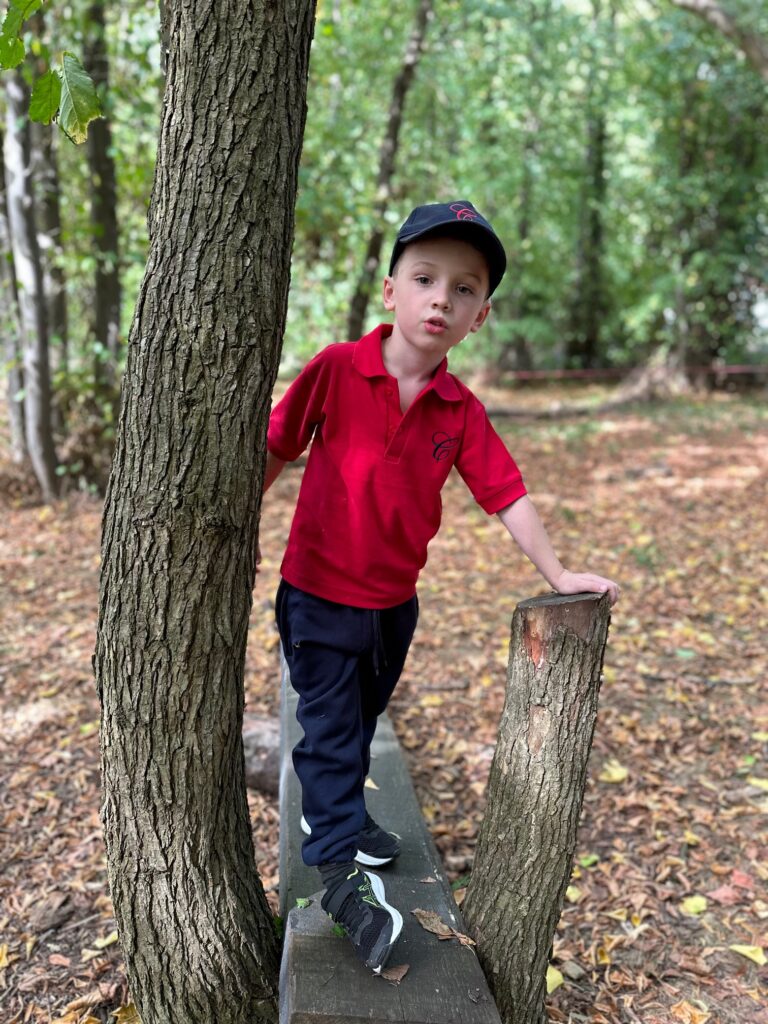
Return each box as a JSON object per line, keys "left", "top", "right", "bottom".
{"left": 547, "top": 965, "right": 564, "bottom": 993}
{"left": 112, "top": 1006, "right": 141, "bottom": 1024}
{"left": 412, "top": 908, "right": 453, "bottom": 938}
{"left": 411, "top": 908, "right": 475, "bottom": 946}
{"left": 379, "top": 963, "right": 410, "bottom": 984}
{"left": 93, "top": 930, "right": 119, "bottom": 950}
{"left": 49, "top": 952, "right": 71, "bottom": 967}
{"left": 728, "top": 944, "right": 767, "bottom": 966}
{"left": 680, "top": 895, "right": 708, "bottom": 916}
{"left": 730, "top": 870, "right": 754, "bottom": 889}
{"left": 364, "top": 777, "right": 380, "bottom": 790}
{"left": 705, "top": 885, "right": 743, "bottom": 906}
{"left": 746, "top": 776, "right": 768, "bottom": 791}
{"left": 670, "top": 999, "right": 710, "bottom": 1023}
{"left": 598, "top": 758, "right": 628, "bottom": 784}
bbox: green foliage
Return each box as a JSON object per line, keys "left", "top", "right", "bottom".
{"left": 28, "top": 65, "right": 60, "bottom": 121}
{"left": 55, "top": 51, "right": 101, "bottom": 142}
{"left": 0, "top": 0, "right": 44, "bottom": 69}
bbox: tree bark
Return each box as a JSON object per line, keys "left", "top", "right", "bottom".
{"left": 463, "top": 592, "right": 612, "bottom": 1024}
{"left": 346, "top": 0, "right": 433, "bottom": 340}
{"left": 93, "top": 2, "right": 316, "bottom": 1022}
{"left": 0, "top": 130, "right": 26, "bottom": 463}
{"left": 84, "top": 0, "right": 121, "bottom": 385}
{"left": 669, "top": 0, "right": 768, "bottom": 82}
{"left": 4, "top": 71, "right": 59, "bottom": 500}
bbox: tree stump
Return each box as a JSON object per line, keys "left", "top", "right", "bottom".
{"left": 462, "top": 592, "right": 612, "bottom": 1024}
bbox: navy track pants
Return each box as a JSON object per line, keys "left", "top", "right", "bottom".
{"left": 275, "top": 579, "right": 418, "bottom": 866}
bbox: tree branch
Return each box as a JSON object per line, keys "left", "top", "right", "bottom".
{"left": 669, "top": 0, "right": 768, "bottom": 81}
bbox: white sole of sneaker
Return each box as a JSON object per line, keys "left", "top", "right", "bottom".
{"left": 364, "top": 870, "right": 403, "bottom": 974}
{"left": 300, "top": 815, "right": 398, "bottom": 867}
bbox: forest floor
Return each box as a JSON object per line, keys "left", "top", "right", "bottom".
{"left": 1, "top": 387, "right": 767, "bottom": 1024}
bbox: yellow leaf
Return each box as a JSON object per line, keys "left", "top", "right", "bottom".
{"left": 363, "top": 777, "right": 379, "bottom": 790}
{"left": 112, "top": 1005, "right": 142, "bottom": 1024}
{"left": 93, "top": 930, "right": 118, "bottom": 950}
{"left": 752, "top": 732, "right": 768, "bottom": 742}
{"left": 604, "top": 908, "right": 628, "bottom": 921}
{"left": 598, "top": 758, "right": 628, "bottom": 784}
{"left": 602, "top": 666, "right": 617, "bottom": 684}
{"left": 746, "top": 777, "right": 768, "bottom": 791}
{"left": 729, "top": 944, "right": 767, "bottom": 966}
{"left": 546, "top": 965, "right": 564, "bottom": 993}
{"left": 681, "top": 895, "right": 708, "bottom": 916}
{"left": 683, "top": 829, "right": 701, "bottom": 846}
{"left": 420, "top": 694, "right": 444, "bottom": 707}
{"left": 596, "top": 945, "right": 611, "bottom": 965}
{"left": 81, "top": 948, "right": 101, "bottom": 962}
{"left": 670, "top": 999, "right": 710, "bottom": 1023}
{"left": 565, "top": 885, "right": 582, "bottom": 904}
{"left": 0, "top": 943, "right": 8, "bottom": 968}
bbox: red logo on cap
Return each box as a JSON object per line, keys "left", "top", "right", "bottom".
{"left": 450, "top": 204, "right": 478, "bottom": 222}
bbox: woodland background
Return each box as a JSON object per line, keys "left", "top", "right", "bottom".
{"left": 1, "top": 1, "right": 768, "bottom": 1023}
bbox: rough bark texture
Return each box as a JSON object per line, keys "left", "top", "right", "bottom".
{"left": 346, "top": 0, "right": 433, "bottom": 340}
{"left": 463, "top": 592, "right": 612, "bottom": 1024}
{"left": 84, "top": 0, "right": 121, "bottom": 382}
{"left": 4, "top": 71, "right": 58, "bottom": 500}
{"left": 93, "top": 3, "right": 316, "bottom": 1022}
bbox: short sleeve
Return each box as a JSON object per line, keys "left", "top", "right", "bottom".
{"left": 267, "top": 348, "right": 332, "bottom": 461}
{"left": 454, "top": 394, "right": 527, "bottom": 514}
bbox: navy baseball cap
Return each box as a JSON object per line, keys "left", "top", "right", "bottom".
{"left": 389, "top": 200, "right": 507, "bottom": 295}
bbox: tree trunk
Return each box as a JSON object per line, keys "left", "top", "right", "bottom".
{"left": 346, "top": 0, "right": 433, "bottom": 340}
{"left": 93, "top": 2, "right": 316, "bottom": 1022}
{"left": 4, "top": 71, "right": 59, "bottom": 501}
{"left": 84, "top": 0, "right": 121, "bottom": 386}
{"left": 566, "top": 0, "right": 611, "bottom": 369}
{"left": 463, "top": 592, "right": 612, "bottom": 1024}
{"left": 0, "top": 131, "right": 26, "bottom": 463}
{"left": 33, "top": 124, "right": 68, "bottom": 377}
{"left": 669, "top": 0, "right": 768, "bottom": 83}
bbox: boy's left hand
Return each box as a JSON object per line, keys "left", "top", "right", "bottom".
{"left": 553, "top": 570, "right": 620, "bottom": 606}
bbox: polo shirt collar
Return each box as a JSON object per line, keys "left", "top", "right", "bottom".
{"left": 352, "top": 323, "right": 462, "bottom": 403}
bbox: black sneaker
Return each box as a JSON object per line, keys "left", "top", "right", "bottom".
{"left": 300, "top": 813, "right": 401, "bottom": 867}
{"left": 321, "top": 866, "right": 403, "bottom": 973}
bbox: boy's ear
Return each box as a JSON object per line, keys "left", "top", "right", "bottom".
{"left": 469, "top": 299, "right": 492, "bottom": 333}
{"left": 382, "top": 275, "right": 395, "bottom": 311}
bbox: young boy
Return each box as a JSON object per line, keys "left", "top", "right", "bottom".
{"left": 262, "top": 201, "right": 620, "bottom": 974}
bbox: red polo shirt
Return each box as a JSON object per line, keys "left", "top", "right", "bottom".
{"left": 267, "top": 324, "right": 527, "bottom": 608}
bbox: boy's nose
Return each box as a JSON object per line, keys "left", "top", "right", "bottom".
{"left": 432, "top": 289, "right": 451, "bottom": 309}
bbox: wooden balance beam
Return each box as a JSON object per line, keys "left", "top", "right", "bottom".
{"left": 278, "top": 658, "right": 501, "bottom": 1024}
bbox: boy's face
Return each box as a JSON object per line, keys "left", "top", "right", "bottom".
{"left": 382, "top": 236, "right": 491, "bottom": 358}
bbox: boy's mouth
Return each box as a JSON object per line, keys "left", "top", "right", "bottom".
{"left": 424, "top": 317, "right": 448, "bottom": 334}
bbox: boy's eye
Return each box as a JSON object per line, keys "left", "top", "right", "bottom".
{"left": 457, "top": 284, "right": 474, "bottom": 296}
{"left": 415, "top": 275, "right": 431, "bottom": 285}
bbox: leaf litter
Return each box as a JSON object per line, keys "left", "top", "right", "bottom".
{"left": 1, "top": 392, "right": 767, "bottom": 1023}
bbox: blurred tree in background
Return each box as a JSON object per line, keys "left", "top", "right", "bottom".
{"left": 2, "top": 0, "right": 767, "bottom": 494}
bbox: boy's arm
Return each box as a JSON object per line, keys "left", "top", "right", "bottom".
{"left": 254, "top": 450, "right": 287, "bottom": 575}
{"left": 497, "top": 495, "right": 620, "bottom": 605}
{"left": 263, "top": 449, "right": 287, "bottom": 494}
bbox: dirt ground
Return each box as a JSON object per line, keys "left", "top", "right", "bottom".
{"left": 1, "top": 389, "right": 767, "bottom": 1024}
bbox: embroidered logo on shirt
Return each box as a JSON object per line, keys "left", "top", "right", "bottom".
{"left": 432, "top": 431, "right": 459, "bottom": 462}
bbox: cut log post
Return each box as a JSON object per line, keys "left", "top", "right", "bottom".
{"left": 462, "top": 592, "right": 612, "bottom": 1024}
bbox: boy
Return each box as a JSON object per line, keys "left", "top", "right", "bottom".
{"left": 262, "top": 201, "right": 620, "bottom": 974}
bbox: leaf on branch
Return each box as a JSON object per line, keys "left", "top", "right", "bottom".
{"left": 29, "top": 68, "right": 61, "bottom": 124}
{"left": 57, "top": 51, "right": 101, "bottom": 144}
{"left": 0, "top": 0, "right": 43, "bottom": 70}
